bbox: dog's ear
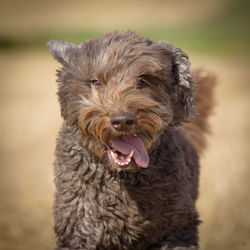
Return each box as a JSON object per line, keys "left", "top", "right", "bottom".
{"left": 158, "top": 41, "right": 196, "bottom": 126}
{"left": 47, "top": 40, "right": 77, "bottom": 67}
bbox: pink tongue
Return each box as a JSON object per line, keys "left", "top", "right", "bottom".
{"left": 110, "top": 135, "right": 150, "bottom": 168}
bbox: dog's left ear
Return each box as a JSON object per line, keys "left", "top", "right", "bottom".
{"left": 158, "top": 41, "right": 196, "bottom": 126}
{"left": 47, "top": 40, "right": 77, "bottom": 67}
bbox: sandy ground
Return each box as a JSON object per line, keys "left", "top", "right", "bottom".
{"left": 0, "top": 49, "right": 249, "bottom": 250}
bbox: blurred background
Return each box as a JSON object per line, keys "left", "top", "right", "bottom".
{"left": 0, "top": 0, "right": 249, "bottom": 249}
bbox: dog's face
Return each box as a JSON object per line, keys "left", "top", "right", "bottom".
{"left": 48, "top": 30, "right": 195, "bottom": 172}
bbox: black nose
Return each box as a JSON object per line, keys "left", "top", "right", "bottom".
{"left": 110, "top": 113, "right": 136, "bottom": 131}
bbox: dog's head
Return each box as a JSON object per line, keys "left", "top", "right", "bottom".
{"left": 48, "top": 30, "right": 195, "bottom": 171}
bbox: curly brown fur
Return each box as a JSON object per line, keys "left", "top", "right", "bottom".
{"left": 48, "top": 30, "right": 215, "bottom": 250}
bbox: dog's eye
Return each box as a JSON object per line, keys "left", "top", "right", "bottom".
{"left": 90, "top": 79, "right": 102, "bottom": 87}
{"left": 137, "top": 79, "right": 149, "bottom": 89}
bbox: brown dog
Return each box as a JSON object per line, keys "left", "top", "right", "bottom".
{"left": 48, "top": 30, "right": 215, "bottom": 250}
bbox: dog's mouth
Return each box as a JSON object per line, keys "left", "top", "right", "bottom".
{"left": 107, "top": 135, "right": 150, "bottom": 169}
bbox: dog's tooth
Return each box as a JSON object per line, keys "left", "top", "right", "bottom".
{"left": 111, "top": 151, "right": 118, "bottom": 159}
{"left": 124, "top": 157, "right": 131, "bottom": 165}
{"left": 127, "top": 158, "right": 131, "bottom": 163}
{"left": 115, "top": 159, "right": 123, "bottom": 166}
{"left": 128, "top": 150, "right": 134, "bottom": 159}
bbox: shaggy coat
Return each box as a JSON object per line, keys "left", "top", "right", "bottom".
{"left": 48, "top": 30, "right": 215, "bottom": 250}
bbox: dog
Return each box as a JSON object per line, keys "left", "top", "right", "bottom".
{"left": 47, "top": 30, "right": 216, "bottom": 250}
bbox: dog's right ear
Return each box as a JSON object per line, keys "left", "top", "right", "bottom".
{"left": 47, "top": 40, "right": 77, "bottom": 67}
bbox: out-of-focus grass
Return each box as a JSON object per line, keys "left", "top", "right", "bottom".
{"left": 0, "top": 30, "right": 101, "bottom": 51}
{"left": 0, "top": 23, "right": 249, "bottom": 55}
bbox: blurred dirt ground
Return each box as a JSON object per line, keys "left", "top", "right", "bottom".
{"left": 0, "top": 48, "right": 249, "bottom": 250}
{"left": 0, "top": 51, "right": 60, "bottom": 250}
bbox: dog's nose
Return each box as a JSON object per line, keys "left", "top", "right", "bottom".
{"left": 110, "top": 113, "right": 136, "bottom": 131}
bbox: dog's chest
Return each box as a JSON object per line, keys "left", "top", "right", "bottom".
{"left": 81, "top": 169, "right": 148, "bottom": 243}
{"left": 80, "top": 165, "right": 173, "bottom": 247}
